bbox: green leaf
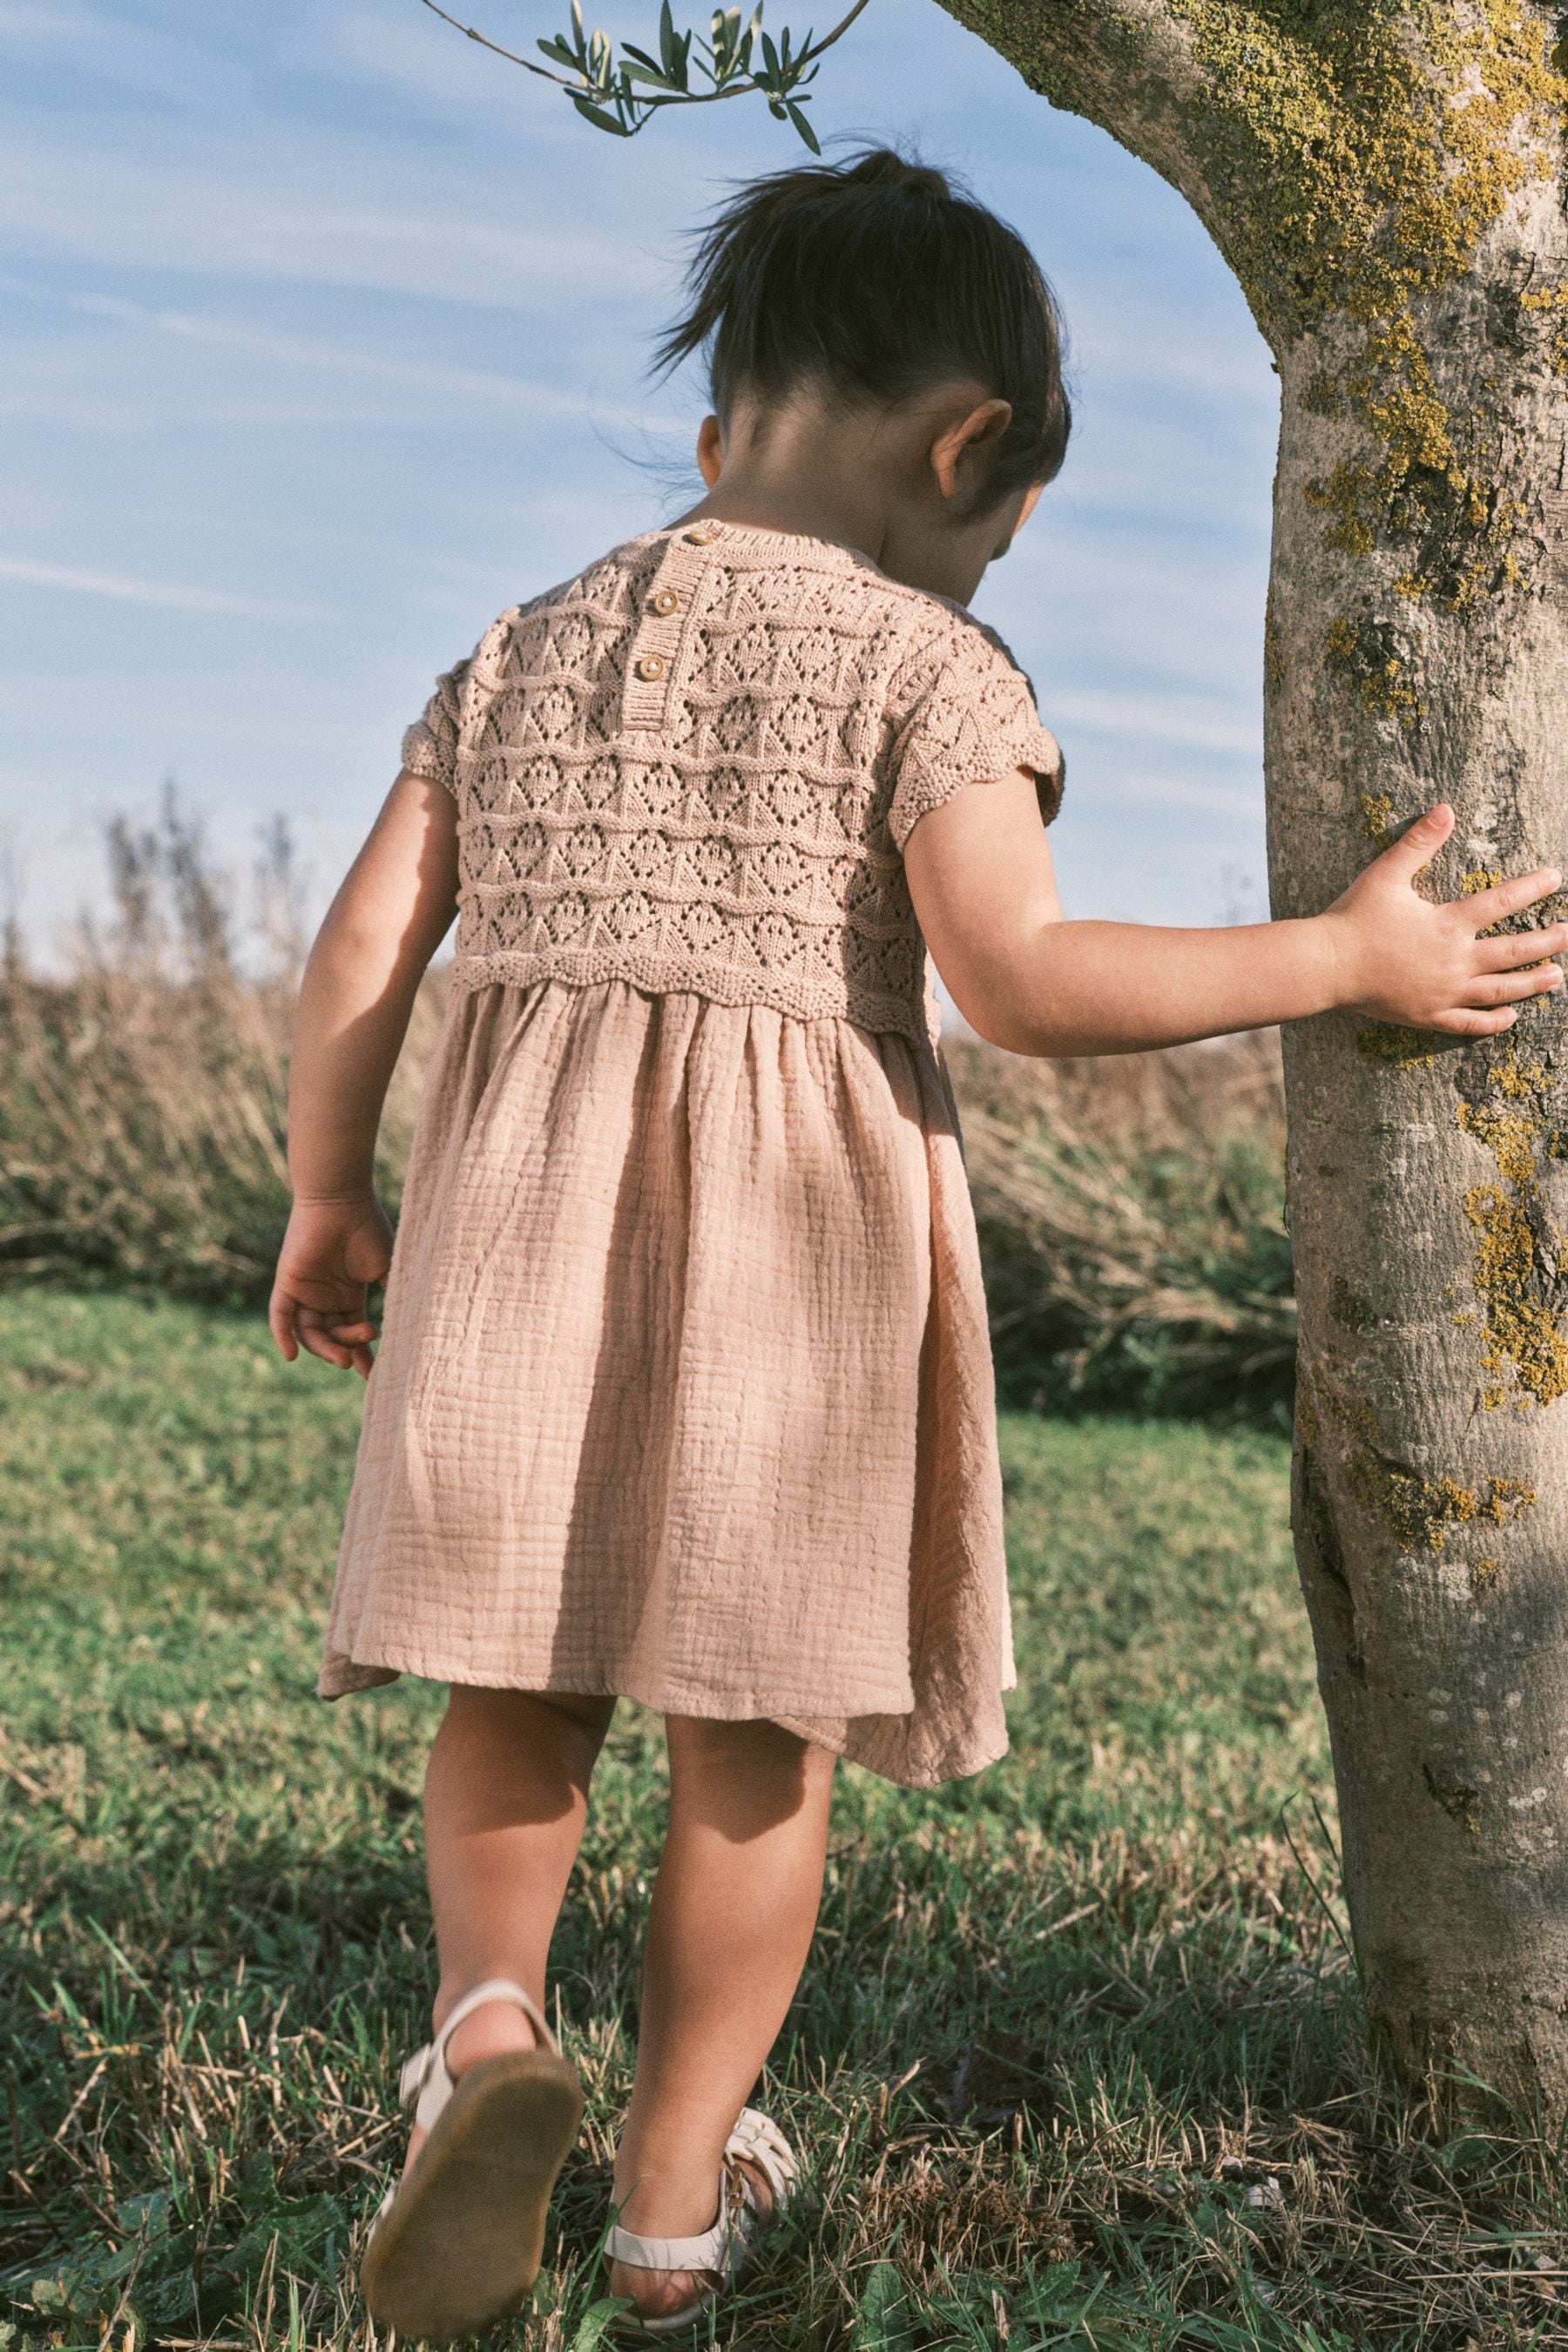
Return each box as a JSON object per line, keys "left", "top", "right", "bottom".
{"left": 570, "top": 90, "right": 632, "bottom": 132}
{"left": 848, "top": 2262, "right": 914, "bottom": 2352}
{"left": 621, "top": 40, "right": 682, "bottom": 86}
{"left": 568, "top": 2299, "right": 631, "bottom": 2352}
{"left": 786, "top": 98, "right": 819, "bottom": 150}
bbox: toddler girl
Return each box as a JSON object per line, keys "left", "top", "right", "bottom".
{"left": 269, "top": 148, "right": 1565, "bottom": 2341}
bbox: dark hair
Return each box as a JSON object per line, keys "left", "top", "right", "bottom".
{"left": 655, "top": 146, "right": 1071, "bottom": 507}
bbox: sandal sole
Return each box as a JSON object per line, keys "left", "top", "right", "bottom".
{"left": 361, "top": 2049, "right": 585, "bottom": 2341}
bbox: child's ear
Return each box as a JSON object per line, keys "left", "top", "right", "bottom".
{"left": 929, "top": 398, "right": 1012, "bottom": 504}
{"left": 696, "top": 414, "right": 725, "bottom": 488}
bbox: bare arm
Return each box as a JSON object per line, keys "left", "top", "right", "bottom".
{"left": 903, "top": 777, "right": 1566, "bottom": 1058}
{"left": 268, "top": 769, "right": 460, "bottom": 1373}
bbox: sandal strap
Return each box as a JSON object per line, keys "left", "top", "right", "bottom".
{"left": 606, "top": 2170, "right": 741, "bottom": 2279}
{"left": 605, "top": 2109, "right": 797, "bottom": 2281}
{"left": 727, "top": 2107, "right": 797, "bottom": 2215}
{"left": 397, "top": 1977, "right": 558, "bottom": 2133}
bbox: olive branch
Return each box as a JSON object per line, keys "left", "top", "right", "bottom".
{"left": 416, "top": 0, "right": 871, "bottom": 145}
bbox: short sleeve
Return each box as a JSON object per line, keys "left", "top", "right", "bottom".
{"left": 400, "top": 656, "right": 474, "bottom": 798}
{"left": 888, "top": 635, "right": 1064, "bottom": 852}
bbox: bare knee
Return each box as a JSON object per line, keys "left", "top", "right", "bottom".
{"left": 665, "top": 1714, "right": 836, "bottom": 1832}
{"left": 443, "top": 1684, "right": 616, "bottom": 1740}
{"left": 433, "top": 1689, "right": 617, "bottom": 1808}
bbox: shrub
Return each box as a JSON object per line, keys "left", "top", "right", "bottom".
{"left": 948, "top": 1030, "right": 1295, "bottom": 1423}
{"left": 0, "top": 800, "right": 1296, "bottom": 1416}
{"left": 0, "top": 793, "right": 439, "bottom": 1307}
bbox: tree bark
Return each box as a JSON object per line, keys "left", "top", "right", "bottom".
{"left": 938, "top": 0, "right": 1568, "bottom": 2112}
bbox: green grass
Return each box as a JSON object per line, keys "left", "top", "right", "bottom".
{"left": 3, "top": 1294, "right": 1565, "bottom": 2349}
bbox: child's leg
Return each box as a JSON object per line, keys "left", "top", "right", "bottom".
{"left": 406, "top": 1685, "right": 615, "bottom": 2166}
{"left": 609, "top": 1717, "right": 835, "bottom": 2321}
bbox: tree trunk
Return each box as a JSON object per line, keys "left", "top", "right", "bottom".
{"left": 1273, "top": 216, "right": 1568, "bottom": 2114}
{"left": 939, "top": 0, "right": 1568, "bottom": 2112}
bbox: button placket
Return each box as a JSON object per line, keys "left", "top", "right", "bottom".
{"left": 620, "top": 532, "right": 716, "bottom": 733}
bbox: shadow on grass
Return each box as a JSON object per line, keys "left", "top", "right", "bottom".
{"left": 12, "top": 1796, "right": 1527, "bottom": 2352}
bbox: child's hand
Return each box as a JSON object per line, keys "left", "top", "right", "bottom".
{"left": 1323, "top": 803, "right": 1567, "bottom": 1035}
{"left": 268, "top": 1193, "right": 395, "bottom": 1379}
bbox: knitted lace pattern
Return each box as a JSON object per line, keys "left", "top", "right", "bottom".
{"left": 402, "top": 520, "right": 1064, "bottom": 1046}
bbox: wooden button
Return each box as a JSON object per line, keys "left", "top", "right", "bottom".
{"left": 652, "top": 590, "right": 680, "bottom": 616}
{"left": 635, "top": 653, "right": 666, "bottom": 682}
{"left": 685, "top": 527, "right": 716, "bottom": 545}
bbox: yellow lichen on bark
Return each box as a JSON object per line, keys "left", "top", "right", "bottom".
{"left": 1356, "top": 1024, "right": 1436, "bottom": 1068}
{"left": 1325, "top": 614, "right": 1421, "bottom": 723}
{"left": 1166, "top": 2, "right": 1564, "bottom": 329}
{"left": 1456, "top": 1051, "right": 1568, "bottom": 1409}
{"left": 1301, "top": 1361, "right": 1538, "bottom": 1552}
{"left": 1344, "top": 1450, "right": 1536, "bottom": 1551}
{"left": 1166, "top": 3, "right": 1565, "bottom": 622}
{"left": 1359, "top": 790, "right": 1396, "bottom": 843}
{"left": 1520, "top": 280, "right": 1568, "bottom": 372}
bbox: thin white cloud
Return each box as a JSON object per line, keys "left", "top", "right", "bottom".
{"left": 1, "top": 276, "right": 684, "bottom": 432}
{"left": 1077, "top": 764, "right": 1265, "bottom": 819}
{"left": 1069, "top": 308, "right": 1278, "bottom": 410}
{"left": 0, "top": 3, "right": 108, "bottom": 43}
{"left": 0, "top": 555, "right": 336, "bottom": 618}
{"left": 0, "top": 129, "right": 651, "bottom": 308}
{"left": 1045, "top": 686, "right": 1260, "bottom": 758}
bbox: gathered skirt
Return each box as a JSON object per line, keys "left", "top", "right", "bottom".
{"left": 319, "top": 977, "right": 1013, "bottom": 1787}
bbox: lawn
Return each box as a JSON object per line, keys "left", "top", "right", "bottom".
{"left": 2, "top": 1293, "right": 1563, "bottom": 2349}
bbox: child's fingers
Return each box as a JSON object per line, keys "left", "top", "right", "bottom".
{"left": 1376, "top": 802, "right": 1455, "bottom": 880}
{"left": 1427, "top": 1004, "right": 1521, "bottom": 1037}
{"left": 267, "top": 1288, "right": 300, "bottom": 1362}
{"left": 298, "top": 1326, "right": 357, "bottom": 1371}
{"left": 294, "top": 1306, "right": 378, "bottom": 1375}
{"left": 1464, "top": 963, "right": 1565, "bottom": 1007}
{"left": 1459, "top": 864, "right": 1563, "bottom": 929}
{"left": 1473, "top": 920, "right": 1568, "bottom": 971}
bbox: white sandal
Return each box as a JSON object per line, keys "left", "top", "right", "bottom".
{"left": 361, "top": 1977, "right": 585, "bottom": 2343}
{"left": 605, "top": 2107, "right": 798, "bottom": 2337}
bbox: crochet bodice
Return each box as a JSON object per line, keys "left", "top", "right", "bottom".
{"left": 401, "top": 518, "right": 1063, "bottom": 1046}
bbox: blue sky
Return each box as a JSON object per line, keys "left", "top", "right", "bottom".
{"left": 1, "top": 0, "right": 1280, "bottom": 963}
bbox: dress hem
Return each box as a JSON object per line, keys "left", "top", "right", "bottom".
{"left": 315, "top": 1645, "right": 1012, "bottom": 1789}
{"left": 318, "top": 1642, "right": 916, "bottom": 1723}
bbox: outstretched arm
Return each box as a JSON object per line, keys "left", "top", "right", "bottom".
{"left": 903, "top": 777, "right": 1565, "bottom": 1058}
{"left": 269, "top": 769, "right": 460, "bottom": 1375}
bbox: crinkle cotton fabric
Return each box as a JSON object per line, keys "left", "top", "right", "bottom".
{"left": 319, "top": 520, "right": 1063, "bottom": 1788}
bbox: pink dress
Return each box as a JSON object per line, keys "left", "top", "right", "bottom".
{"left": 318, "top": 518, "right": 1064, "bottom": 1787}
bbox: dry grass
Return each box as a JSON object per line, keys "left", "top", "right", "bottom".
{"left": 949, "top": 1031, "right": 1294, "bottom": 1423}
{"left": 0, "top": 795, "right": 440, "bottom": 1303}
{"left": 0, "top": 804, "right": 1294, "bottom": 1418}
{"left": 4, "top": 1295, "right": 1568, "bottom": 2349}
